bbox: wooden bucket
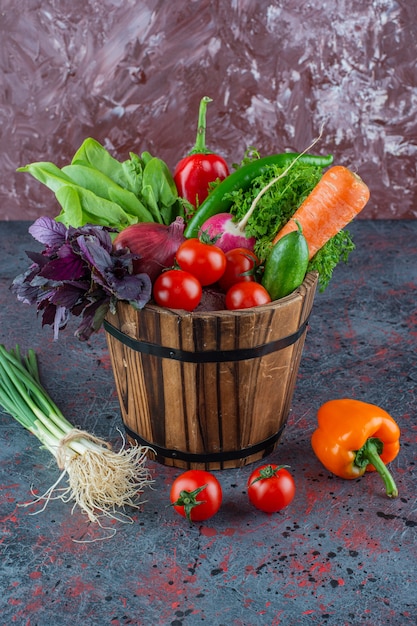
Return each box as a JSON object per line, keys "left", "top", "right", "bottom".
{"left": 104, "top": 271, "right": 318, "bottom": 470}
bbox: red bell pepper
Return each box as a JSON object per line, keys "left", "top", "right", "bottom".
{"left": 173, "top": 96, "right": 229, "bottom": 208}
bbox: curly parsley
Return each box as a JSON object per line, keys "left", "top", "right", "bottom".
{"left": 227, "top": 161, "right": 355, "bottom": 290}
{"left": 228, "top": 162, "right": 323, "bottom": 258}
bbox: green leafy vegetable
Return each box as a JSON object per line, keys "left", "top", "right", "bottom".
{"left": 17, "top": 138, "right": 181, "bottom": 230}
{"left": 72, "top": 138, "right": 138, "bottom": 192}
{"left": 228, "top": 161, "right": 355, "bottom": 289}
{"left": 17, "top": 161, "right": 75, "bottom": 192}
{"left": 55, "top": 185, "right": 138, "bottom": 229}
{"left": 141, "top": 156, "right": 183, "bottom": 225}
{"left": 61, "top": 162, "right": 151, "bottom": 220}
{"left": 0, "top": 344, "right": 153, "bottom": 531}
{"left": 308, "top": 230, "right": 355, "bottom": 291}
{"left": 229, "top": 162, "right": 323, "bottom": 259}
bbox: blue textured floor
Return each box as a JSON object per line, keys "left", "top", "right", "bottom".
{"left": 1, "top": 221, "right": 416, "bottom": 626}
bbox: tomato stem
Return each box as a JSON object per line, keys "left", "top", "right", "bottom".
{"left": 189, "top": 96, "right": 213, "bottom": 155}
{"left": 250, "top": 464, "right": 289, "bottom": 485}
{"left": 172, "top": 484, "right": 207, "bottom": 522}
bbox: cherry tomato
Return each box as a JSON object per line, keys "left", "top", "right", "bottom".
{"left": 170, "top": 470, "right": 223, "bottom": 522}
{"left": 153, "top": 269, "right": 202, "bottom": 311}
{"left": 218, "top": 248, "right": 259, "bottom": 293}
{"left": 176, "top": 238, "right": 226, "bottom": 286}
{"left": 225, "top": 281, "right": 271, "bottom": 310}
{"left": 247, "top": 464, "right": 296, "bottom": 513}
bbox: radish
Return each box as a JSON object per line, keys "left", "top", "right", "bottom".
{"left": 199, "top": 213, "right": 256, "bottom": 253}
{"left": 199, "top": 130, "right": 325, "bottom": 254}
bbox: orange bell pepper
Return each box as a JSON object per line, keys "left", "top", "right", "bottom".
{"left": 311, "top": 398, "right": 400, "bottom": 498}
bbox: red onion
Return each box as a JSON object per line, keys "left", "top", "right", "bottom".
{"left": 113, "top": 217, "right": 186, "bottom": 282}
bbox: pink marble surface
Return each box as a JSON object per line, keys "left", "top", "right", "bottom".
{"left": 1, "top": 0, "right": 416, "bottom": 221}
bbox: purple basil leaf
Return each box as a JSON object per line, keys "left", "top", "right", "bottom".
{"left": 76, "top": 235, "right": 112, "bottom": 275}
{"left": 75, "top": 299, "right": 109, "bottom": 341}
{"left": 10, "top": 270, "right": 41, "bottom": 305}
{"left": 14, "top": 217, "right": 152, "bottom": 340}
{"left": 49, "top": 282, "right": 89, "bottom": 308}
{"left": 29, "top": 217, "right": 67, "bottom": 247}
{"left": 39, "top": 249, "right": 86, "bottom": 281}
{"left": 25, "top": 250, "right": 50, "bottom": 268}
{"left": 70, "top": 225, "right": 113, "bottom": 254}
{"left": 113, "top": 273, "right": 152, "bottom": 307}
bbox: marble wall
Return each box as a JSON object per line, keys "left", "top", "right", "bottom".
{"left": 1, "top": 0, "right": 416, "bottom": 220}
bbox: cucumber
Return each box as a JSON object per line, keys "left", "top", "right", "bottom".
{"left": 262, "top": 222, "right": 309, "bottom": 300}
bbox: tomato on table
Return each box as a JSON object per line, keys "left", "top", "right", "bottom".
{"left": 218, "top": 247, "right": 259, "bottom": 293}
{"left": 170, "top": 469, "right": 223, "bottom": 522}
{"left": 153, "top": 269, "right": 202, "bottom": 311}
{"left": 247, "top": 464, "right": 295, "bottom": 513}
{"left": 225, "top": 281, "right": 271, "bottom": 310}
{"left": 176, "top": 238, "right": 226, "bottom": 286}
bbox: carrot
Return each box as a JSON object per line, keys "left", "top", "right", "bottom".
{"left": 272, "top": 165, "right": 370, "bottom": 259}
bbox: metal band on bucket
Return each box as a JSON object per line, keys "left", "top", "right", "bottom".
{"left": 103, "top": 315, "right": 310, "bottom": 363}
{"left": 123, "top": 421, "right": 288, "bottom": 464}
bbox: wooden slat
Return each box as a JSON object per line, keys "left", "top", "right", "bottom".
{"left": 105, "top": 272, "right": 318, "bottom": 470}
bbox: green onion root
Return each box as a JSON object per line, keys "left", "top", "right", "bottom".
{"left": 0, "top": 344, "right": 153, "bottom": 527}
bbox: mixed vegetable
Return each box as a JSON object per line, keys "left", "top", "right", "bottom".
{"left": 14, "top": 96, "right": 371, "bottom": 338}
{"left": 2, "top": 96, "right": 401, "bottom": 533}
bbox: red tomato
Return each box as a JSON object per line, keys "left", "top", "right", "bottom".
{"left": 225, "top": 281, "right": 271, "bottom": 310}
{"left": 170, "top": 470, "right": 223, "bottom": 522}
{"left": 247, "top": 464, "right": 295, "bottom": 513}
{"left": 218, "top": 248, "right": 259, "bottom": 293}
{"left": 176, "top": 239, "right": 226, "bottom": 286}
{"left": 153, "top": 269, "right": 202, "bottom": 311}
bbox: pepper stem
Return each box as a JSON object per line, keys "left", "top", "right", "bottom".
{"left": 355, "top": 437, "right": 398, "bottom": 498}
{"left": 189, "top": 96, "right": 213, "bottom": 155}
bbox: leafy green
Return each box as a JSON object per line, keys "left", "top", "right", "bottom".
{"left": 308, "top": 229, "right": 355, "bottom": 291}
{"left": 55, "top": 186, "right": 138, "bottom": 229}
{"left": 17, "top": 161, "right": 75, "bottom": 192}
{"left": 61, "top": 162, "right": 153, "bottom": 220}
{"left": 141, "top": 157, "right": 183, "bottom": 225}
{"left": 229, "top": 162, "right": 323, "bottom": 260}
{"left": 228, "top": 160, "right": 355, "bottom": 290}
{"left": 71, "top": 137, "right": 137, "bottom": 192}
{"left": 17, "top": 139, "right": 181, "bottom": 230}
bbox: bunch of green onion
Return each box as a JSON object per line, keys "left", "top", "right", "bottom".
{"left": 0, "top": 344, "right": 153, "bottom": 530}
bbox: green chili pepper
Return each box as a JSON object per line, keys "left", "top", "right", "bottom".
{"left": 183, "top": 152, "right": 333, "bottom": 239}
{"left": 261, "top": 220, "right": 309, "bottom": 300}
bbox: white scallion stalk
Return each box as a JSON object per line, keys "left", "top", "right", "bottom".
{"left": 0, "top": 344, "right": 153, "bottom": 532}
